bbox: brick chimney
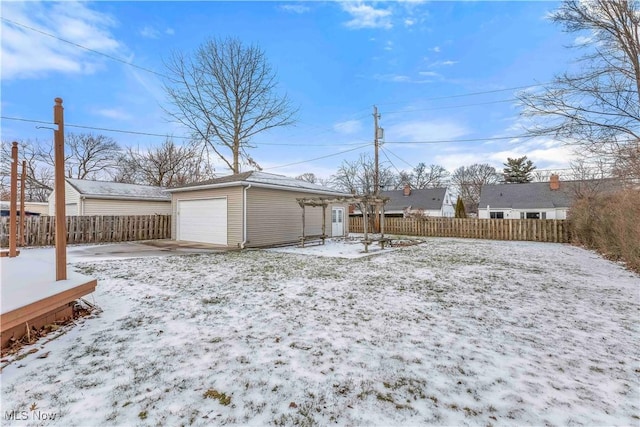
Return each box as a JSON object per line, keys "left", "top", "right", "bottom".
{"left": 403, "top": 184, "right": 411, "bottom": 196}
{"left": 549, "top": 174, "right": 560, "bottom": 191}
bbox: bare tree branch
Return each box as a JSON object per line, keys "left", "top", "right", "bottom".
{"left": 163, "top": 37, "right": 297, "bottom": 174}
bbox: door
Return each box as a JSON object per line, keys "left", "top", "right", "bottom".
{"left": 177, "top": 198, "right": 227, "bottom": 245}
{"left": 331, "top": 207, "right": 344, "bottom": 236}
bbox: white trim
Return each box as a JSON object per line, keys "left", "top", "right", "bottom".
{"left": 177, "top": 196, "right": 228, "bottom": 245}
{"left": 166, "top": 180, "right": 349, "bottom": 197}
{"left": 241, "top": 184, "right": 252, "bottom": 249}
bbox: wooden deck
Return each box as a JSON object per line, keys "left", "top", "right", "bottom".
{"left": 1, "top": 248, "right": 97, "bottom": 348}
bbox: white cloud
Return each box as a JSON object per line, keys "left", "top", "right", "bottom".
{"left": 428, "top": 60, "right": 458, "bottom": 68}
{"left": 418, "top": 71, "right": 441, "bottom": 77}
{"left": 387, "top": 119, "right": 469, "bottom": 143}
{"left": 93, "top": 108, "right": 133, "bottom": 121}
{"left": 140, "top": 25, "right": 160, "bottom": 39}
{"left": 333, "top": 120, "right": 363, "bottom": 135}
{"left": 404, "top": 18, "right": 415, "bottom": 27}
{"left": 342, "top": 2, "right": 393, "bottom": 30}
{"left": 279, "top": 4, "right": 311, "bottom": 14}
{"left": 165, "top": 28, "right": 175, "bottom": 36}
{"left": 430, "top": 46, "right": 441, "bottom": 53}
{"left": 384, "top": 41, "right": 393, "bottom": 51}
{"left": 1, "top": 1, "right": 122, "bottom": 80}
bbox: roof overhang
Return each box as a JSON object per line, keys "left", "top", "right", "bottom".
{"left": 166, "top": 180, "right": 350, "bottom": 197}
{"left": 79, "top": 194, "right": 171, "bottom": 202}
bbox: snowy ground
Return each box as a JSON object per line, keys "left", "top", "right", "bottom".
{"left": 1, "top": 238, "right": 638, "bottom": 426}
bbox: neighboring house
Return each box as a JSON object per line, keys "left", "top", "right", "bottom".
{"left": 166, "top": 171, "right": 351, "bottom": 248}
{"left": 48, "top": 178, "right": 171, "bottom": 216}
{"left": 354, "top": 185, "right": 454, "bottom": 218}
{"left": 0, "top": 201, "right": 47, "bottom": 216}
{"left": 478, "top": 174, "right": 619, "bottom": 220}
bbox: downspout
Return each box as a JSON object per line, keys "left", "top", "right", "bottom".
{"left": 241, "top": 184, "right": 252, "bottom": 249}
{"left": 80, "top": 196, "right": 85, "bottom": 215}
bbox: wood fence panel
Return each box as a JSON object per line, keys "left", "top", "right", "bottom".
{"left": 0, "top": 215, "right": 172, "bottom": 247}
{"left": 347, "top": 216, "right": 572, "bottom": 244}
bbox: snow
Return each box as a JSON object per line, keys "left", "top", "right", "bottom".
{"left": 244, "top": 172, "right": 349, "bottom": 195}
{"left": 1, "top": 249, "right": 95, "bottom": 314}
{"left": 1, "top": 238, "right": 638, "bottom": 426}
{"left": 66, "top": 178, "right": 170, "bottom": 200}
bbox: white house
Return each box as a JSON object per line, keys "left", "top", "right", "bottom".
{"left": 48, "top": 178, "right": 171, "bottom": 216}
{"left": 478, "top": 174, "right": 619, "bottom": 220}
{"left": 377, "top": 185, "right": 455, "bottom": 217}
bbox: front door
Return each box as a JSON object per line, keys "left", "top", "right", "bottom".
{"left": 331, "top": 207, "right": 344, "bottom": 236}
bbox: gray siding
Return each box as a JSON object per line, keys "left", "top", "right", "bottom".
{"left": 83, "top": 199, "right": 171, "bottom": 216}
{"left": 171, "top": 187, "right": 243, "bottom": 247}
{"left": 246, "top": 187, "right": 349, "bottom": 247}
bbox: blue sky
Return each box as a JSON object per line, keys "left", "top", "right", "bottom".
{"left": 1, "top": 1, "right": 580, "bottom": 180}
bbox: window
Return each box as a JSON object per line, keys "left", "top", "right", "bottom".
{"left": 541, "top": 212, "right": 547, "bottom": 220}
{"left": 490, "top": 211, "right": 504, "bottom": 219}
{"left": 526, "top": 212, "right": 540, "bottom": 219}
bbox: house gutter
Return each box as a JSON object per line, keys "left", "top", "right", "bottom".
{"left": 241, "top": 184, "right": 252, "bottom": 249}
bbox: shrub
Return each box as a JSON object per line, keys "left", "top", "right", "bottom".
{"left": 569, "top": 189, "right": 640, "bottom": 272}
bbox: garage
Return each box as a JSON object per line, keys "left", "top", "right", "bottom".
{"left": 177, "top": 198, "right": 227, "bottom": 245}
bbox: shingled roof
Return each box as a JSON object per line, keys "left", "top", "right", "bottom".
{"left": 478, "top": 179, "right": 620, "bottom": 210}
{"left": 167, "top": 171, "right": 349, "bottom": 196}
{"left": 380, "top": 187, "right": 448, "bottom": 212}
{"left": 66, "top": 178, "right": 170, "bottom": 201}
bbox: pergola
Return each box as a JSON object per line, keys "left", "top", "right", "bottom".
{"left": 296, "top": 195, "right": 390, "bottom": 252}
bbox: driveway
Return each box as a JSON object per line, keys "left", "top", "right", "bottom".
{"left": 67, "top": 240, "right": 224, "bottom": 262}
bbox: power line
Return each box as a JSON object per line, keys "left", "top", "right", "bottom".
{"left": 0, "top": 17, "right": 168, "bottom": 79}
{"left": 384, "top": 133, "right": 551, "bottom": 144}
{"left": 383, "top": 98, "right": 516, "bottom": 114}
{"left": 263, "top": 143, "right": 370, "bottom": 170}
{"left": 380, "top": 147, "right": 403, "bottom": 176}
{"left": 375, "top": 83, "right": 549, "bottom": 106}
{"left": 381, "top": 146, "right": 414, "bottom": 169}
{"left": 0, "top": 115, "right": 365, "bottom": 146}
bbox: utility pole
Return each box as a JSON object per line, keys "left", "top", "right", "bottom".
{"left": 373, "top": 105, "right": 380, "bottom": 197}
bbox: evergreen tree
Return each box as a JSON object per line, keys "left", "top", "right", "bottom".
{"left": 454, "top": 197, "right": 467, "bottom": 218}
{"left": 503, "top": 156, "right": 536, "bottom": 183}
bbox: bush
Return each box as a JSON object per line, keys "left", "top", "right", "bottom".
{"left": 569, "top": 189, "right": 640, "bottom": 273}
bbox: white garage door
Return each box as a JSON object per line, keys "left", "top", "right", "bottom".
{"left": 177, "top": 198, "right": 227, "bottom": 245}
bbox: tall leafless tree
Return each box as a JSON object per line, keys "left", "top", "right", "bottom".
{"left": 0, "top": 140, "right": 53, "bottom": 202}
{"left": 398, "top": 163, "right": 450, "bottom": 189}
{"left": 114, "top": 139, "right": 215, "bottom": 187}
{"left": 451, "top": 163, "right": 500, "bottom": 214}
{"left": 37, "top": 133, "right": 121, "bottom": 180}
{"left": 518, "top": 0, "right": 640, "bottom": 180}
{"left": 164, "top": 37, "right": 297, "bottom": 174}
{"left": 331, "top": 154, "right": 395, "bottom": 195}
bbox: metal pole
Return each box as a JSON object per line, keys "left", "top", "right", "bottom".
{"left": 54, "top": 98, "right": 67, "bottom": 280}
{"left": 9, "top": 142, "right": 18, "bottom": 257}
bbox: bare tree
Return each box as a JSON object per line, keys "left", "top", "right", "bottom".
{"left": 451, "top": 163, "right": 500, "bottom": 214}
{"left": 164, "top": 37, "right": 296, "bottom": 174}
{"left": 295, "top": 173, "right": 318, "bottom": 184}
{"left": 114, "top": 139, "right": 214, "bottom": 187}
{"left": 518, "top": 0, "right": 640, "bottom": 179}
{"left": 0, "top": 140, "right": 53, "bottom": 202}
{"left": 331, "top": 154, "right": 395, "bottom": 195}
{"left": 37, "top": 133, "right": 121, "bottom": 180}
{"left": 401, "top": 163, "right": 450, "bottom": 188}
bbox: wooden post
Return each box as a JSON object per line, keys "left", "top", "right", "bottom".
{"left": 301, "top": 205, "right": 306, "bottom": 247}
{"left": 380, "top": 201, "right": 385, "bottom": 239}
{"left": 362, "top": 202, "right": 369, "bottom": 253}
{"left": 322, "top": 203, "right": 326, "bottom": 239}
{"left": 9, "top": 142, "right": 18, "bottom": 257}
{"left": 20, "top": 160, "right": 26, "bottom": 246}
{"left": 54, "top": 98, "right": 67, "bottom": 281}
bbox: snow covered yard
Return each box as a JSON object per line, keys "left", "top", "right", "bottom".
{"left": 1, "top": 238, "right": 638, "bottom": 426}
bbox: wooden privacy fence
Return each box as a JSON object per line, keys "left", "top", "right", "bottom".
{"left": 349, "top": 216, "right": 572, "bottom": 243}
{"left": 0, "top": 215, "right": 171, "bottom": 247}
